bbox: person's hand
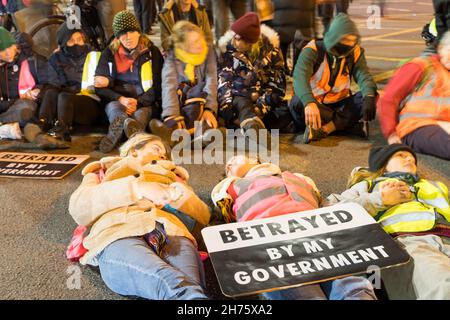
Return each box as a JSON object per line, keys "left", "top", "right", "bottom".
{"left": 380, "top": 180, "right": 412, "bottom": 206}
{"left": 94, "top": 76, "right": 109, "bottom": 88}
{"left": 362, "top": 95, "right": 376, "bottom": 121}
{"left": 201, "top": 110, "right": 218, "bottom": 129}
{"left": 119, "top": 96, "right": 138, "bottom": 115}
{"left": 305, "top": 102, "right": 322, "bottom": 129}
{"left": 22, "top": 88, "right": 40, "bottom": 101}
{"left": 387, "top": 132, "right": 402, "bottom": 145}
{"left": 133, "top": 181, "right": 172, "bottom": 208}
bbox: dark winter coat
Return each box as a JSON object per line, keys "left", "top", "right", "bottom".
{"left": 94, "top": 37, "right": 164, "bottom": 109}
{"left": 0, "top": 32, "right": 47, "bottom": 110}
{"left": 272, "top": 0, "right": 316, "bottom": 45}
{"left": 217, "top": 25, "right": 286, "bottom": 116}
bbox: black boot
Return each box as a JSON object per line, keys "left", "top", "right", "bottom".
{"left": 48, "top": 121, "right": 72, "bottom": 142}
{"left": 99, "top": 116, "right": 126, "bottom": 153}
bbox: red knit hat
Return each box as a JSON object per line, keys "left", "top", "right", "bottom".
{"left": 231, "top": 12, "right": 261, "bottom": 44}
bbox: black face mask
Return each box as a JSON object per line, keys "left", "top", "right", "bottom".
{"left": 64, "top": 44, "right": 89, "bottom": 58}
{"left": 333, "top": 43, "right": 355, "bottom": 57}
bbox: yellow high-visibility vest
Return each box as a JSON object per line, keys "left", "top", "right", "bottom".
{"left": 79, "top": 51, "right": 101, "bottom": 101}
{"left": 367, "top": 178, "right": 450, "bottom": 234}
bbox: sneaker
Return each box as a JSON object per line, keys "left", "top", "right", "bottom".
{"left": 99, "top": 116, "right": 126, "bottom": 153}
{"left": 124, "top": 118, "right": 143, "bottom": 139}
{"left": 303, "top": 126, "right": 328, "bottom": 144}
{"left": 0, "top": 122, "right": 22, "bottom": 140}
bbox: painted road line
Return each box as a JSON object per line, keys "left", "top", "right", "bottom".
{"left": 363, "top": 38, "right": 423, "bottom": 44}
{"left": 363, "top": 27, "right": 422, "bottom": 41}
{"left": 366, "top": 55, "right": 408, "bottom": 62}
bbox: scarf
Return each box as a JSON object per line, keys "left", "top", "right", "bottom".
{"left": 114, "top": 43, "right": 146, "bottom": 74}
{"left": 174, "top": 43, "right": 208, "bottom": 83}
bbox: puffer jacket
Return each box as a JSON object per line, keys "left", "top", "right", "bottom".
{"left": 272, "top": 0, "right": 316, "bottom": 44}
{"left": 217, "top": 24, "right": 286, "bottom": 119}
{"left": 69, "top": 156, "right": 211, "bottom": 265}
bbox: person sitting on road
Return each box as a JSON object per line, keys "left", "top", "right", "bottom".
{"left": 217, "top": 12, "right": 292, "bottom": 134}
{"left": 33, "top": 23, "right": 104, "bottom": 143}
{"left": 0, "top": 27, "right": 58, "bottom": 146}
{"left": 211, "top": 155, "right": 377, "bottom": 300}
{"left": 289, "top": 13, "right": 378, "bottom": 143}
{"left": 94, "top": 10, "right": 164, "bottom": 153}
{"left": 159, "top": 0, "right": 212, "bottom": 54}
{"left": 150, "top": 21, "right": 218, "bottom": 146}
{"left": 377, "top": 30, "right": 450, "bottom": 160}
{"left": 68, "top": 133, "right": 211, "bottom": 300}
{"left": 325, "top": 144, "right": 450, "bottom": 299}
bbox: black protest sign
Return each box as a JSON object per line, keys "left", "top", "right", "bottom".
{"left": 202, "top": 203, "right": 410, "bottom": 297}
{"left": 0, "top": 152, "right": 89, "bottom": 179}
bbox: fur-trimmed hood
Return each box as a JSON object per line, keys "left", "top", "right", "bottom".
{"left": 217, "top": 24, "right": 280, "bottom": 54}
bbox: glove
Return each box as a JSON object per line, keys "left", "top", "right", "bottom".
{"left": 362, "top": 95, "right": 376, "bottom": 121}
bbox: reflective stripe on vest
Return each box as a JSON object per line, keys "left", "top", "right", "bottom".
{"left": 236, "top": 185, "right": 287, "bottom": 219}
{"left": 304, "top": 40, "right": 361, "bottom": 104}
{"left": 18, "top": 59, "right": 36, "bottom": 97}
{"left": 397, "top": 56, "right": 450, "bottom": 138}
{"left": 141, "top": 60, "right": 153, "bottom": 92}
{"left": 79, "top": 51, "right": 101, "bottom": 100}
{"left": 368, "top": 178, "right": 450, "bottom": 234}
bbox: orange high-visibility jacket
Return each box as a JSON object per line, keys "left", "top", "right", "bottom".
{"left": 304, "top": 39, "right": 362, "bottom": 104}
{"left": 396, "top": 56, "right": 450, "bottom": 138}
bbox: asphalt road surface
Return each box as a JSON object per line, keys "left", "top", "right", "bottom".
{"left": 0, "top": 1, "right": 448, "bottom": 300}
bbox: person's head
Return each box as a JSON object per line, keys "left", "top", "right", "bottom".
{"left": 113, "top": 10, "right": 142, "bottom": 50}
{"left": 438, "top": 30, "right": 450, "bottom": 70}
{"left": 324, "top": 14, "right": 360, "bottom": 57}
{"left": 225, "top": 155, "right": 260, "bottom": 178}
{"left": 231, "top": 12, "right": 261, "bottom": 53}
{"left": 347, "top": 144, "right": 418, "bottom": 188}
{"left": 57, "top": 23, "right": 88, "bottom": 57}
{"left": 119, "top": 133, "right": 170, "bottom": 164}
{"left": 170, "top": 20, "right": 207, "bottom": 55}
{"left": 0, "top": 27, "right": 18, "bottom": 63}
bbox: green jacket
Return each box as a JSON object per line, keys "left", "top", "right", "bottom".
{"left": 293, "top": 13, "right": 377, "bottom": 106}
{"left": 158, "top": 0, "right": 212, "bottom": 52}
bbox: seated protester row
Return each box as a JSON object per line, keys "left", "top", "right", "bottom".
{"left": 212, "top": 155, "right": 377, "bottom": 300}
{"left": 378, "top": 30, "right": 450, "bottom": 160}
{"left": 159, "top": 0, "right": 212, "bottom": 54}
{"left": 289, "top": 13, "right": 378, "bottom": 144}
{"left": 94, "top": 10, "right": 164, "bottom": 153}
{"left": 36, "top": 24, "right": 103, "bottom": 142}
{"left": 326, "top": 144, "right": 450, "bottom": 299}
{"left": 150, "top": 21, "right": 218, "bottom": 145}
{"left": 69, "top": 133, "right": 211, "bottom": 300}
{"left": 217, "top": 12, "right": 293, "bottom": 133}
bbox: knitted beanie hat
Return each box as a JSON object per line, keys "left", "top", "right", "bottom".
{"left": 368, "top": 144, "right": 417, "bottom": 172}
{"left": 231, "top": 12, "right": 261, "bottom": 44}
{"left": 0, "top": 27, "right": 16, "bottom": 51}
{"left": 112, "top": 10, "right": 141, "bottom": 38}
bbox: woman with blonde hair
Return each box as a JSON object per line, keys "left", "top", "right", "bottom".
{"left": 68, "top": 132, "right": 211, "bottom": 299}
{"left": 150, "top": 20, "right": 217, "bottom": 144}
{"left": 326, "top": 144, "right": 450, "bottom": 299}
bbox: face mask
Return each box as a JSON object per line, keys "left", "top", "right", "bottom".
{"left": 333, "top": 43, "right": 355, "bottom": 57}
{"left": 64, "top": 45, "right": 89, "bottom": 57}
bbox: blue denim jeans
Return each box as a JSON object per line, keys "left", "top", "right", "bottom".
{"left": 105, "top": 101, "right": 150, "bottom": 130}
{"left": 97, "top": 236, "right": 208, "bottom": 300}
{"left": 262, "top": 276, "right": 376, "bottom": 300}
